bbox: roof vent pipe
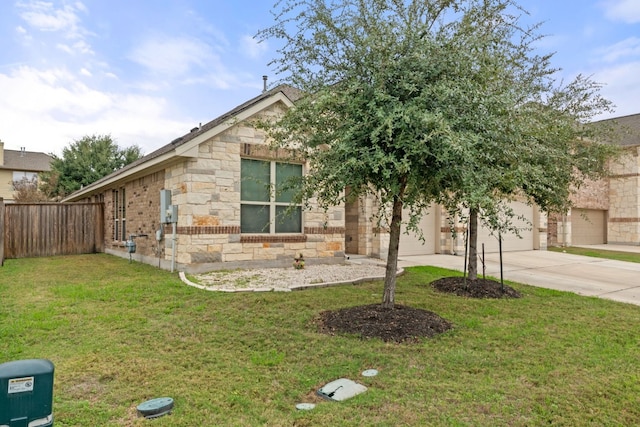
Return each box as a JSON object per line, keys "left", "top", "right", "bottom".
{"left": 263, "top": 75, "right": 268, "bottom": 93}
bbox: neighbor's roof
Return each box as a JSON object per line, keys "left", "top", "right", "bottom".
{"left": 62, "top": 84, "right": 303, "bottom": 202}
{"left": 1, "top": 149, "right": 52, "bottom": 172}
{"left": 594, "top": 112, "right": 640, "bottom": 147}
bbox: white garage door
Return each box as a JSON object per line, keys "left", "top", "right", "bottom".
{"left": 477, "top": 201, "right": 535, "bottom": 253}
{"left": 399, "top": 206, "right": 437, "bottom": 256}
{"left": 572, "top": 209, "right": 606, "bottom": 245}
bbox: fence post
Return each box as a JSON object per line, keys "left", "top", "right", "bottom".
{"left": 0, "top": 197, "right": 4, "bottom": 266}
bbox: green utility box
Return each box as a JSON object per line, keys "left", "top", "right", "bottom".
{"left": 0, "top": 359, "right": 54, "bottom": 427}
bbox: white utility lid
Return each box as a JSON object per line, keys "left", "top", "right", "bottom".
{"left": 317, "top": 378, "right": 367, "bottom": 401}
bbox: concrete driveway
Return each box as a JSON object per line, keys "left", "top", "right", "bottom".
{"left": 398, "top": 247, "right": 640, "bottom": 306}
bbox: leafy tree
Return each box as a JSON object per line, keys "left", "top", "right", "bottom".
{"left": 41, "top": 135, "right": 143, "bottom": 198}
{"left": 258, "top": 0, "right": 619, "bottom": 307}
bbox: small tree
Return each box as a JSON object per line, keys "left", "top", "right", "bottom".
{"left": 436, "top": 76, "right": 620, "bottom": 280}
{"left": 258, "top": 0, "right": 620, "bottom": 306}
{"left": 41, "top": 134, "right": 143, "bottom": 198}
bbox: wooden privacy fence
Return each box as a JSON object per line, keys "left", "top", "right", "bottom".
{"left": 2, "top": 201, "right": 104, "bottom": 261}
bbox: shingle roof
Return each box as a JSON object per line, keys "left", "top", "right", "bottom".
{"left": 1, "top": 149, "right": 52, "bottom": 172}
{"left": 62, "top": 84, "right": 302, "bottom": 200}
{"left": 593, "top": 113, "right": 640, "bottom": 147}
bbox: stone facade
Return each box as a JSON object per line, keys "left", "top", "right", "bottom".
{"left": 84, "top": 100, "right": 345, "bottom": 272}
{"left": 163, "top": 105, "right": 345, "bottom": 270}
{"left": 344, "top": 190, "right": 388, "bottom": 259}
{"left": 549, "top": 177, "right": 610, "bottom": 246}
{"left": 608, "top": 146, "right": 640, "bottom": 244}
{"left": 550, "top": 144, "right": 640, "bottom": 247}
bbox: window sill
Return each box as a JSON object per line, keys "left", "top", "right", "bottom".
{"left": 240, "top": 235, "right": 307, "bottom": 243}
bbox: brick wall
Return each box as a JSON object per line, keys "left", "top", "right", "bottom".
{"left": 547, "top": 212, "right": 560, "bottom": 246}
{"left": 103, "top": 171, "right": 165, "bottom": 257}
{"left": 570, "top": 177, "right": 609, "bottom": 210}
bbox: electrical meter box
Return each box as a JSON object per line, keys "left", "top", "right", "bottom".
{"left": 0, "top": 359, "right": 54, "bottom": 427}
{"left": 125, "top": 239, "right": 136, "bottom": 253}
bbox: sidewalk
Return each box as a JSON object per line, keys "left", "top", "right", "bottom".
{"left": 573, "top": 243, "right": 640, "bottom": 253}
{"left": 396, "top": 247, "right": 640, "bottom": 307}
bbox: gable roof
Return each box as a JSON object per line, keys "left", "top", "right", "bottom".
{"left": 62, "top": 84, "right": 302, "bottom": 202}
{"left": 593, "top": 112, "right": 640, "bottom": 147}
{"left": 0, "top": 149, "right": 52, "bottom": 172}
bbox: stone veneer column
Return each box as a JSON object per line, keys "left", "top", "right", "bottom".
{"left": 608, "top": 146, "right": 640, "bottom": 244}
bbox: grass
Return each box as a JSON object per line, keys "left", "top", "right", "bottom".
{"left": 1, "top": 254, "right": 639, "bottom": 426}
{"left": 548, "top": 245, "right": 640, "bottom": 263}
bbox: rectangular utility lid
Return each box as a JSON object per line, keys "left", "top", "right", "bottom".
{"left": 317, "top": 378, "right": 367, "bottom": 401}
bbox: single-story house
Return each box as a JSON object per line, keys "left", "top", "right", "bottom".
{"left": 0, "top": 142, "right": 52, "bottom": 203}
{"left": 548, "top": 113, "right": 640, "bottom": 247}
{"left": 63, "top": 85, "right": 548, "bottom": 272}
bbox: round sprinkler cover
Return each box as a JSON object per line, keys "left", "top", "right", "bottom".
{"left": 137, "top": 397, "right": 174, "bottom": 419}
{"left": 362, "top": 369, "right": 379, "bottom": 377}
{"left": 295, "top": 403, "right": 316, "bottom": 410}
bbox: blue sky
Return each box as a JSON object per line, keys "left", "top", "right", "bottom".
{"left": 1, "top": 0, "right": 639, "bottom": 156}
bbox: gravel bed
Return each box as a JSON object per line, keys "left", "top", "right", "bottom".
{"left": 183, "top": 263, "right": 390, "bottom": 292}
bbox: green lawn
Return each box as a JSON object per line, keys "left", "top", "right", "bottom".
{"left": 548, "top": 245, "right": 640, "bottom": 263}
{"left": 1, "top": 254, "right": 639, "bottom": 426}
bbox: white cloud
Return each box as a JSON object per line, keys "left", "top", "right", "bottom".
{"left": 17, "top": 0, "right": 93, "bottom": 54}
{"left": 240, "top": 35, "right": 268, "bottom": 59}
{"left": 128, "top": 35, "right": 249, "bottom": 91}
{"left": 56, "top": 43, "right": 73, "bottom": 54}
{"left": 18, "top": 0, "right": 82, "bottom": 33}
{"left": 80, "top": 68, "right": 91, "bottom": 77}
{"left": 184, "top": 9, "right": 230, "bottom": 49}
{"left": 601, "top": 0, "right": 640, "bottom": 24}
{"left": 74, "top": 1, "right": 87, "bottom": 13}
{"left": 598, "top": 37, "right": 640, "bottom": 62}
{"left": 592, "top": 61, "right": 640, "bottom": 118}
{"left": 0, "top": 65, "right": 191, "bottom": 155}
{"left": 129, "top": 36, "right": 213, "bottom": 77}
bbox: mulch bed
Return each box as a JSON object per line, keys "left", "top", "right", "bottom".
{"left": 315, "top": 303, "right": 453, "bottom": 343}
{"left": 315, "top": 277, "right": 521, "bottom": 343}
{"left": 431, "top": 276, "right": 522, "bottom": 298}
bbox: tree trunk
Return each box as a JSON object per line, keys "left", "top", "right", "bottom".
{"left": 467, "top": 208, "right": 478, "bottom": 280}
{"left": 382, "top": 196, "right": 403, "bottom": 309}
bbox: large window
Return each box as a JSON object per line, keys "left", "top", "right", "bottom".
{"left": 241, "top": 159, "right": 302, "bottom": 233}
{"left": 113, "top": 188, "right": 126, "bottom": 241}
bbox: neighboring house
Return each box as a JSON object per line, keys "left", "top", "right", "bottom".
{"left": 63, "top": 85, "right": 547, "bottom": 272}
{"left": 548, "top": 113, "right": 640, "bottom": 246}
{"left": 0, "top": 142, "right": 52, "bottom": 203}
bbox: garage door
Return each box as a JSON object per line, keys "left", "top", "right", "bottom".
{"left": 399, "top": 206, "right": 437, "bottom": 256}
{"left": 572, "top": 209, "right": 606, "bottom": 245}
{"left": 477, "top": 201, "right": 535, "bottom": 253}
